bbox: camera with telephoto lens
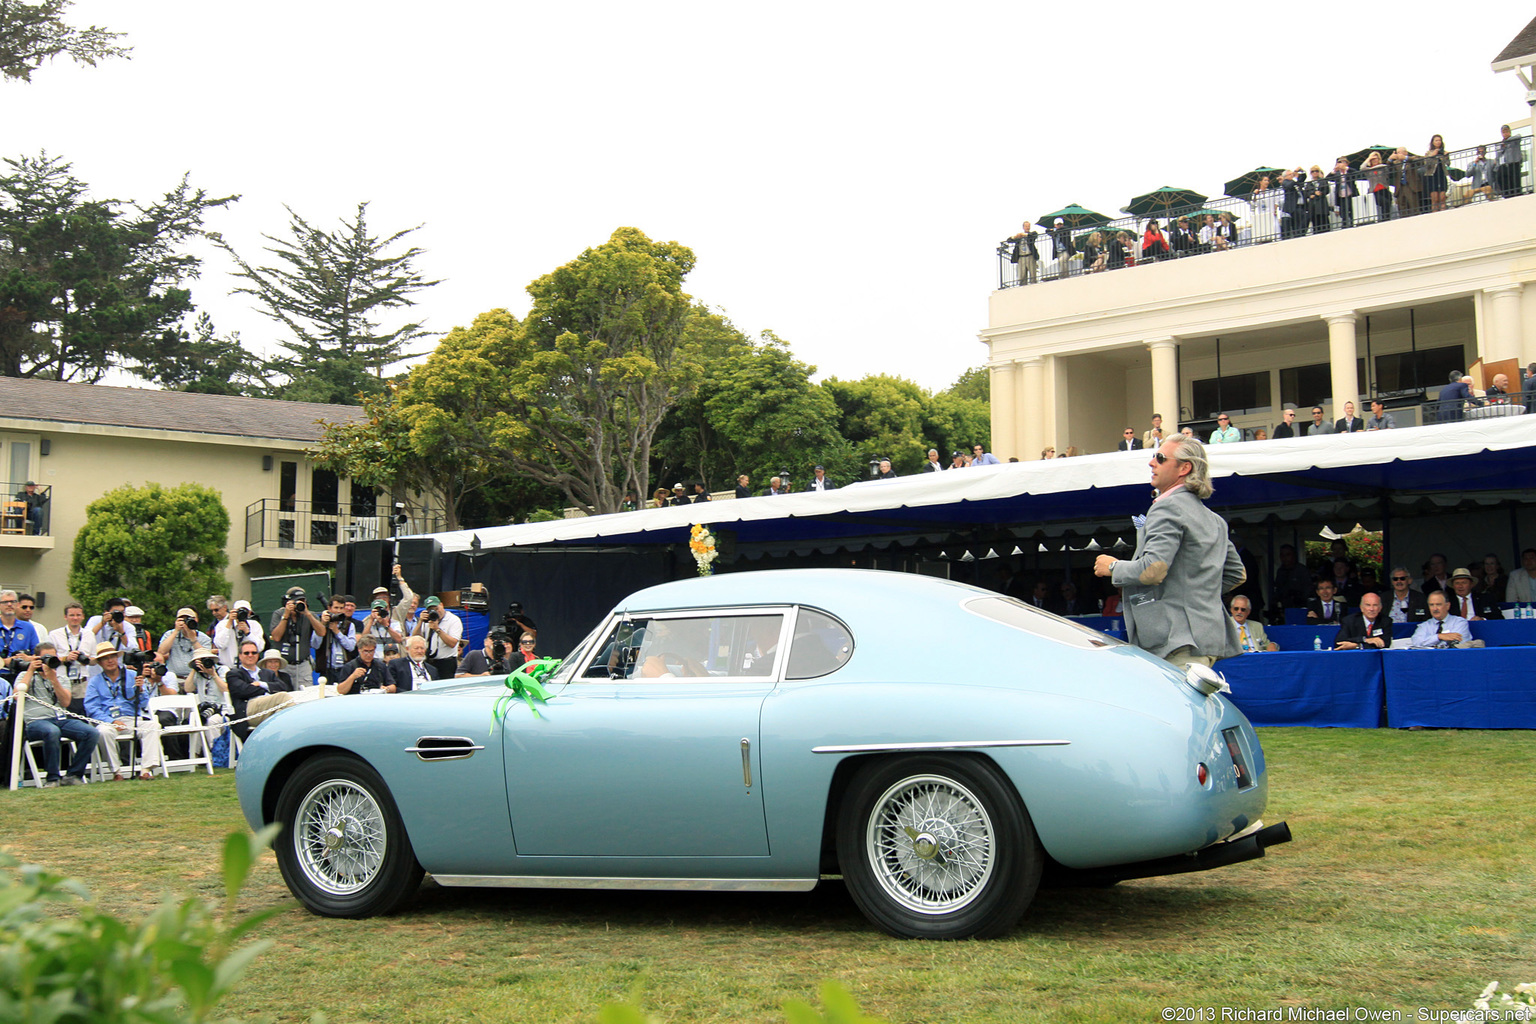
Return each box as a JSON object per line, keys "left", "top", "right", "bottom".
{"left": 178, "top": 614, "right": 199, "bottom": 629}
{"left": 111, "top": 609, "right": 125, "bottom": 623}
{"left": 40, "top": 655, "right": 62, "bottom": 670}
{"left": 425, "top": 610, "right": 440, "bottom": 623}
{"left": 124, "top": 650, "right": 154, "bottom": 671}
{"left": 235, "top": 607, "right": 249, "bottom": 622}
{"left": 292, "top": 599, "right": 306, "bottom": 614}
{"left": 487, "top": 626, "right": 511, "bottom": 662}
{"left": 7, "top": 655, "right": 30, "bottom": 673}
{"left": 198, "top": 701, "right": 224, "bottom": 721}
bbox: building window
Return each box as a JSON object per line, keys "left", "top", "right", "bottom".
{"left": 1192, "top": 371, "right": 1271, "bottom": 419}
{"left": 1374, "top": 345, "right": 1465, "bottom": 395}
{"left": 1279, "top": 363, "right": 1332, "bottom": 411}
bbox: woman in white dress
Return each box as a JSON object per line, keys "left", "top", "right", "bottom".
{"left": 1247, "top": 176, "right": 1279, "bottom": 242}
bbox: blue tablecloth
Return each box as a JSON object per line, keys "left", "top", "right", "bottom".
{"left": 1381, "top": 648, "right": 1536, "bottom": 728}
{"left": 1468, "top": 619, "right": 1536, "bottom": 647}
{"left": 1266, "top": 623, "right": 1418, "bottom": 650}
{"left": 1215, "top": 650, "right": 1385, "bottom": 728}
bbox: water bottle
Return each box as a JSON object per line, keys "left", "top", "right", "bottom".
{"left": 1313, "top": 635, "right": 1322, "bottom": 651}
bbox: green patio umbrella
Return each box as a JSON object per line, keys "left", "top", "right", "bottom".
{"left": 1344, "top": 144, "right": 1395, "bottom": 169}
{"left": 1038, "top": 203, "right": 1112, "bottom": 228}
{"left": 1125, "top": 185, "right": 1209, "bottom": 218}
{"left": 1223, "top": 167, "right": 1285, "bottom": 197}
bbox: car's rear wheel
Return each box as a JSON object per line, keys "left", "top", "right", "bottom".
{"left": 836, "top": 755, "right": 1042, "bottom": 939}
{"left": 273, "top": 753, "right": 424, "bottom": 917}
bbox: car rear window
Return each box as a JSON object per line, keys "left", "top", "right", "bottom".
{"left": 786, "top": 608, "right": 854, "bottom": 679}
{"left": 963, "top": 596, "right": 1122, "bottom": 650}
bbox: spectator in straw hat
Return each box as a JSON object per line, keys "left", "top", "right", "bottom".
{"left": 83, "top": 641, "right": 165, "bottom": 780}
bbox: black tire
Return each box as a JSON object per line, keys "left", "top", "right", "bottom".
{"left": 835, "top": 755, "right": 1043, "bottom": 939}
{"left": 273, "top": 753, "right": 425, "bottom": 917}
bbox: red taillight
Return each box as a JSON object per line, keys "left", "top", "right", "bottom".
{"left": 1196, "top": 763, "right": 1209, "bottom": 785}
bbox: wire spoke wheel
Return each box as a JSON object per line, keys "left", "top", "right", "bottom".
{"left": 295, "top": 780, "right": 389, "bottom": 895}
{"left": 837, "top": 755, "right": 1042, "bottom": 939}
{"left": 867, "top": 774, "right": 995, "bottom": 914}
{"left": 274, "top": 754, "right": 424, "bottom": 917}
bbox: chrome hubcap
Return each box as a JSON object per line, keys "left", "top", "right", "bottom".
{"left": 866, "top": 774, "right": 995, "bottom": 915}
{"left": 295, "top": 780, "right": 387, "bottom": 896}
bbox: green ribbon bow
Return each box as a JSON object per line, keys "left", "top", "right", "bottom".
{"left": 491, "top": 658, "right": 560, "bottom": 732}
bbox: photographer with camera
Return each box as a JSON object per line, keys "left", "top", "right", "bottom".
{"left": 177, "top": 646, "right": 230, "bottom": 745}
{"left": 456, "top": 627, "right": 513, "bottom": 677}
{"left": 309, "top": 594, "right": 358, "bottom": 683}
{"left": 85, "top": 596, "right": 137, "bottom": 655}
{"left": 157, "top": 607, "right": 214, "bottom": 681}
{"left": 337, "top": 636, "right": 392, "bottom": 694}
{"left": 0, "top": 589, "right": 44, "bottom": 688}
{"left": 361, "top": 597, "right": 405, "bottom": 645}
{"left": 412, "top": 596, "right": 461, "bottom": 680}
{"left": 14, "top": 642, "right": 99, "bottom": 786}
{"left": 268, "top": 587, "right": 319, "bottom": 687}
{"left": 212, "top": 599, "right": 264, "bottom": 668}
{"left": 47, "top": 602, "right": 96, "bottom": 716}
{"left": 83, "top": 642, "right": 165, "bottom": 780}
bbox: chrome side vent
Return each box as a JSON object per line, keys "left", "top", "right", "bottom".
{"left": 406, "top": 736, "right": 485, "bottom": 762}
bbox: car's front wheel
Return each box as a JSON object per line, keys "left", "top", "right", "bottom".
{"left": 273, "top": 753, "right": 424, "bottom": 917}
{"left": 836, "top": 755, "right": 1042, "bottom": 939}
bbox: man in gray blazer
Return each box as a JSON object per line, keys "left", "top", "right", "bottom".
{"left": 1094, "top": 437, "right": 1245, "bottom": 667}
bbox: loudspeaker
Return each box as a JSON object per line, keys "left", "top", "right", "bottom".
{"left": 395, "top": 537, "right": 442, "bottom": 600}
{"left": 334, "top": 542, "right": 354, "bottom": 598}
{"left": 346, "top": 539, "right": 393, "bottom": 601}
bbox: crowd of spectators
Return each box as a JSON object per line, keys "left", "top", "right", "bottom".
{"left": 0, "top": 563, "right": 497, "bottom": 788}
{"left": 1002, "top": 126, "right": 1527, "bottom": 287}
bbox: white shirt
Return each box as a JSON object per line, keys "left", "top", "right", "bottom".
{"left": 48, "top": 624, "right": 97, "bottom": 682}
{"left": 1405, "top": 613, "right": 1471, "bottom": 648}
{"left": 1506, "top": 568, "right": 1536, "bottom": 603}
{"left": 213, "top": 618, "right": 265, "bottom": 667}
{"left": 417, "top": 608, "right": 462, "bottom": 659}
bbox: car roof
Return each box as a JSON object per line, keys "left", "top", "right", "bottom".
{"left": 617, "top": 568, "right": 987, "bottom": 616}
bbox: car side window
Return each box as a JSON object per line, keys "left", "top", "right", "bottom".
{"left": 582, "top": 613, "right": 785, "bottom": 680}
{"left": 786, "top": 608, "right": 854, "bottom": 679}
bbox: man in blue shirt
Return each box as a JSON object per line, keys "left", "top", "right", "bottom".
{"left": 84, "top": 642, "right": 165, "bottom": 779}
{"left": 1208, "top": 414, "right": 1242, "bottom": 444}
{"left": 0, "top": 588, "right": 43, "bottom": 690}
{"left": 970, "top": 444, "right": 1001, "bottom": 465}
{"left": 1403, "top": 592, "right": 1474, "bottom": 649}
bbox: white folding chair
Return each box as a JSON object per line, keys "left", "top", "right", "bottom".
{"left": 145, "top": 695, "right": 215, "bottom": 777}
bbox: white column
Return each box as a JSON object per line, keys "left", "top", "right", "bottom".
{"left": 1484, "top": 284, "right": 1524, "bottom": 364}
{"left": 989, "top": 361, "right": 1017, "bottom": 461}
{"left": 1146, "top": 338, "right": 1178, "bottom": 432}
{"left": 1020, "top": 357, "right": 1045, "bottom": 461}
{"left": 1324, "top": 312, "right": 1358, "bottom": 417}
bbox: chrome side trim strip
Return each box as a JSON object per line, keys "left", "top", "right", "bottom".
{"left": 431, "top": 874, "right": 818, "bottom": 892}
{"left": 811, "top": 739, "right": 1070, "bottom": 753}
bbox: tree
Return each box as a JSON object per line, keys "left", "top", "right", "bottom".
{"left": 222, "top": 202, "right": 439, "bottom": 404}
{"left": 312, "top": 309, "right": 522, "bottom": 532}
{"left": 692, "top": 330, "right": 848, "bottom": 486}
{"left": 500, "top": 227, "right": 700, "bottom": 514}
{"left": 0, "top": 0, "right": 129, "bottom": 82}
{"left": 822, "top": 374, "right": 931, "bottom": 474}
{"left": 0, "top": 152, "right": 237, "bottom": 382}
{"left": 143, "top": 312, "right": 270, "bottom": 396}
{"left": 946, "top": 365, "right": 990, "bottom": 403}
{"left": 68, "top": 482, "right": 231, "bottom": 625}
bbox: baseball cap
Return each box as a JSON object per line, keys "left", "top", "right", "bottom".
{"left": 371, "top": 599, "right": 389, "bottom": 612}
{"left": 423, "top": 596, "right": 442, "bottom": 608}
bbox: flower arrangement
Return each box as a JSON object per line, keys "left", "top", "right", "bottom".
{"left": 689, "top": 523, "right": 718, "bottom": 576}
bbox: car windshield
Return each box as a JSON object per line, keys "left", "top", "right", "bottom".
{"left": 963, "top": 595, "right": 1123, "bottom": 649}
{"left": 542, "top": 615, "right": 615, "bottom": 686}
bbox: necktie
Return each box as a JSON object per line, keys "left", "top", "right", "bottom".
{"left": 1462, "top": 597, "right": 1471, "bottom": 617}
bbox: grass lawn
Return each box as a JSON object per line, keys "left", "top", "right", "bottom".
{"left": 2, "top": 728, "right": 1533, "bottom": 1023}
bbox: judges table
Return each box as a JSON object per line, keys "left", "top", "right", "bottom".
{"left": 1381, "top": 648, "right": 1536, "bottom": 728}
{"left": 1216, "top": 650, "right": 1385, "bottom": 728}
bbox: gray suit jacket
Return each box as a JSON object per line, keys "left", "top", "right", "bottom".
{"left": 1303, "top": 420, "right": 1334, "bottom": 436}
{"left": 1111, "top": 488, "right": 1245, "bottom": 659}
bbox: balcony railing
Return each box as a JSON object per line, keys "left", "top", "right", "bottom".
{"left": 0, "top": 481, "right": 50, "bottom": 537}
{"left": 997, "top": 137, "right": 1533, "bottom": 290}
{"left": 244, "top": 498, "right": 447, "bottom": 551}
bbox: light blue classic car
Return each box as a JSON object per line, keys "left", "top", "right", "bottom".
{"left": 236, "top": 568, "right": 1290, "bottom": 939}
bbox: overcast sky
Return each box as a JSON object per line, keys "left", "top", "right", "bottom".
{"left": 8, "top": 2, "right": 1533, "bottom": 393}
